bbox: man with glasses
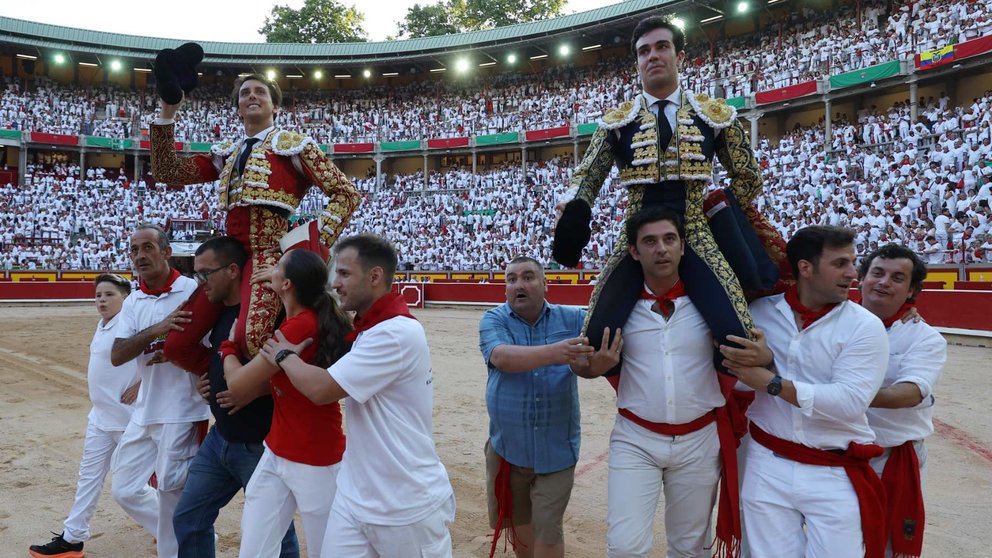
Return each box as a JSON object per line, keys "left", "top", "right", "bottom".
{"left": 172, "top": 236, "right": 299, "bottom": 558}
{"left": 108, "top": 224, "right": 206, "bottom": 558}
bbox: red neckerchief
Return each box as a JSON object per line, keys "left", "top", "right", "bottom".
{"left": 640, "top": 279, "right": 687, "bottom": 319}
{"left": 784, "top": 285, "right": 838, "bottom": 330}
{"left": 345, "top": 292, "right": 416, "bottom": 342}
{"left": 138, "top": 268, "right": 181, "bottom": 296}
{"left": 881, "top": 441, "right": 925, "bottom": 557}
{"left": 881, "top": 301, "right": 915, "bottom": 328}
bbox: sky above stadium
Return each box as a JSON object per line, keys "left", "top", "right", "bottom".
{"left": 4, "top": 0, "right": 621, "bottom": 42}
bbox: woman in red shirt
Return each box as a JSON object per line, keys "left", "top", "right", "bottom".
{"left": 222, "top": 249, "right": 350, "bottom": 558}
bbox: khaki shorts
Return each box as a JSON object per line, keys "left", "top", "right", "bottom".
{"left": 485, "top": 440, "right": 575, "bottom": 545}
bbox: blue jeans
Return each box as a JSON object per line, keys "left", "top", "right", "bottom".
{"left": 174, "top": 427, "right": 300, "bottom": 558}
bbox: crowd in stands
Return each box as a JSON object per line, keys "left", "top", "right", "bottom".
{"left": 2, "top": 0, "right": 992, "bottom": 271}
{"left": 3, "top": 86, "right": 990, "bottom": 272}
{"left": 684, "top": 0, "right": 992, "bottom": 98}
{"left": 2, "top": 1, "right": 990, "bottom": 143}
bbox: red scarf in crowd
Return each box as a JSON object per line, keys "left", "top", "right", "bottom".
{"left": 784, "top": 285, "right": 839, "bottom": 329}
{"left": 750, "top": 423, "right": 886, "bottom": 558}
{"left": 881, "top": 441, "right": 925, "bottom": 558}
{"left": 880, "top": 301, "right": 915, "bottom": 328}
{"left": 345, "top": 292, "right": 416, "bottom": 343}
{"left": 138, "top": 268, "right": 182, "bottom": 296}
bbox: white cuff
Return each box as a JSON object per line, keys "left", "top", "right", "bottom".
{"left": 153, "top": 117, "right": 175, "bottom": 125}
{"left": 793, "top": 380, "right": 815, "bottom": 416}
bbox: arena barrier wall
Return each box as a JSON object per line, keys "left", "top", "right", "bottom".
{"left": 3, "top": 278, "right": 990, "bottom": 333}
{"left": 393, "top": 282, "right": 991, "bottom": 333}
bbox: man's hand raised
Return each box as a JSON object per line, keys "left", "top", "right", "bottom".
{"left": 548, "top": 336, "right": 595, "bottom": 365}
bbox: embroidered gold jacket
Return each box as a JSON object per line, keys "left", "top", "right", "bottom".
{"left": 149, "top": 123, "right": 360, "bottom": 249}
{"left": 571, "top": 91, "right": 761, "bottom": 208}
{"left": 570, "top": 91, "right": 765, "bottom": 336}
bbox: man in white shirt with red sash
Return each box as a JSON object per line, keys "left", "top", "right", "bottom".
{"left": 859, "top": 244, "right": 946, "bottom": 558}
{"left": 725, "top": 226, "right": 889, "bottom": 558}
{"left": 260, "top": 234, "right": 455, "bottom": 557}
{"left": 109, "top": 224, "right": 208, "bottom": 558}
{"left": 574, "top": 206, "right": 753, "bottom": 557}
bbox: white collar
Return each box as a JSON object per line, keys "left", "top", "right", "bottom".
{"left": 642, "top": 88, "right": 682, "bottom": 110}
{"left": 248, "top": 126, "right": 275, "bottom": 143}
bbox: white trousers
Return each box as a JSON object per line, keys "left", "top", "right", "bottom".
{"left": 62, "top": 421, "right": 124, "bottom": 543}
{"left": 111, "top": 421, "right": 199, "bottom": 558}
{"left": 741, "top": 440, "right": 862, "bottom": 558}
{"left": 321, "top": 495, "right": 455, "bottom": 558}
{"left": 606, "top": 416, "right": 721, "bottom": 558}
{"left": 238, "top": 448, "right": 340, "bottom": 558}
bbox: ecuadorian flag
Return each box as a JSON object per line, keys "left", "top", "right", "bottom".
{"left": 917, "top": 44, "right": 956, "bottom": 69}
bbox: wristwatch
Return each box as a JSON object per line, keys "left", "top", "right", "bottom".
{"left": 274, "top": 349, "right": 297, "bottom": 368}
{"left": 766, "top": 374, "right": 783, "bottom": 396}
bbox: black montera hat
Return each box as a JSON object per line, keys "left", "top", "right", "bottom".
{"left": 154, "top": 42, "right": 204, "bottom": 105}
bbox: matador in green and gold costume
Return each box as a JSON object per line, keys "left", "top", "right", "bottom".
{"left": 553, "top": 89, "right": 787, "bottom": 370}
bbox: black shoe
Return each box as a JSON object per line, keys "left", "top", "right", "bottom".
{"left": 28, "top": 532, "right": 84, "bottom": 557}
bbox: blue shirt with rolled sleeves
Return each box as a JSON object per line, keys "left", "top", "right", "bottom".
{"left": 479, "top": 301, "right": 584, "bottom": 474}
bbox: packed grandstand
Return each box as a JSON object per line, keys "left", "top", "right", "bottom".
{"left": 1, "top": 0, "right": 991, "bottom": 272}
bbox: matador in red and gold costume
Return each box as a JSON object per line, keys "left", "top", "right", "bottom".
{"left": 150, "top": 73, "right": 360, "bottom": 373}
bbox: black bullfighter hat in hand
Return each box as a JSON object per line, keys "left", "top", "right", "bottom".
{"left": 154, "top": 42, "right": 204, "bottom": 104}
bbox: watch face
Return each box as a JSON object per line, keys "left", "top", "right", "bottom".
{"left": 767, "top": 378, "right": 783, "bottom": 396}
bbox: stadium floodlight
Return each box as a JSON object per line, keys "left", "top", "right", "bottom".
{"left": 479, "top": 61, "right": 496, "bottom": 67}
{"left": 110, "top": 60, "right": 122, "bottom": 71}
{"left": 671, "top": 17, "right": 686, "bottom": 30}
{"left": 582, "top": 44, "right": 602, "bottom": 51}
{"left": 313, "top": 70, "right": 323, "bottom": 80}
{"left": 16, "top": 54, "right": 37, "bottom": 60}
{"left": 334, "top": 73, "right": 351, "bottom": 79}
{"left": 559, "top": 45, "right": 570, "bottom": 56}
{"left": 383, "top": 72, "right": 399, "bottom": 77}
{"left": 530, "top": 54, "right": 548, "bottom": 60}
{"left": 737, "top": 1, "right": 749, "bottom": 13}
{"left": 455, "top": 58, "right": 470, "bottom": 73}
{"left": 266, "top": 69, "right": 277, "bottom": 80}
{"left": 700, "top": 15, "right": 724, "bottom": 24}
{"left": 53, "top": 53, "right": 66, "bottom": 65}
{"left": 363, "top": 69, "right": 372, "bottom": 78}
{"left": 507, "top": 53, "right": 517, "bottom": 64}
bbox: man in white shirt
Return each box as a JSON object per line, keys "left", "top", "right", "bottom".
{"left": 858, "top": 244, "right": 946, "bottom": 558}
{"left": 723, "top": 226, "right": 889, "bottom": 558}
{"left": 575, "top": 206, "right": 757, "bottom": 557}
{"left": 109, "top": 225, "right": 207, "bottom": 558}
{"left": 261, "top": 234, "right": 455, "bottom": 557}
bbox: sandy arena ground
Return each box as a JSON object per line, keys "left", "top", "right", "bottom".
{"left": 1, "top": 304, "right": 991, "bottom": 557}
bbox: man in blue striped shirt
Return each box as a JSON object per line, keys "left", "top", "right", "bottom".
{"left": 480, "top": 256, "right": 620, "bottom": 558}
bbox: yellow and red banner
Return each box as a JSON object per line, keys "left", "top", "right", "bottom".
{"left": 916, "top": 44, "right": 955, "bottom": 70}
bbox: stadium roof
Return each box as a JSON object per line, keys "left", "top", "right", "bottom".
{"left": 0, "top": 0, "right": 708, "bottom": 70}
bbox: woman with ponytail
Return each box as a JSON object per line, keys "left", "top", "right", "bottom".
{"left": 220, "top": 249, "right": 350, "bottom": 558}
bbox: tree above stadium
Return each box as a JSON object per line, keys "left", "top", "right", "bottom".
{"left": 259, "top": 0, "right": 368, "bottom": 43}
{"left": 397, "top": 0, "right": 566, "bottom": 39}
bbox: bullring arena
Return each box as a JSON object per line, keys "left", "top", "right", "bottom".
{"left": 1, "top": 302, "right": 991, "bottom": 557}
{"left": 4, "top": 0, "right": 992, "bottom": 555}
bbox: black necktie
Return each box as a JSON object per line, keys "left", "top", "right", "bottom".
{"left": 656, "top": 100, "right": 673, "bottom": 154}
{"left": 237, "top": 138, "right": 260, "bottom": 176}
